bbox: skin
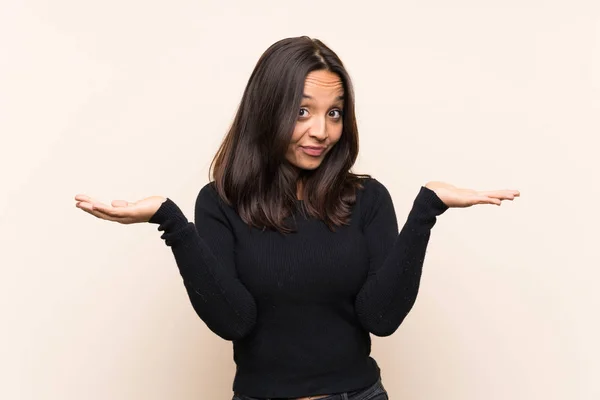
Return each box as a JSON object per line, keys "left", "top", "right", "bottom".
{"left": 286, "top": 69, "right": 344, "bottom": 170}
{"left": 286, "top": 69, "right": 345, "bottom": 199}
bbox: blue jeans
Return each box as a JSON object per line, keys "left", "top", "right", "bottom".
{"left": 232, "top": 377, "right": 389, "bottom": 400}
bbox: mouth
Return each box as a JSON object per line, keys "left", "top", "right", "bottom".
{"left": 300, "top": 146, "right": 325, "bottom": 157}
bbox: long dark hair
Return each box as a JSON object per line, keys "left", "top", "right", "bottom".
{"left": 209, "top": 36, "right": 370, "bottom": 234}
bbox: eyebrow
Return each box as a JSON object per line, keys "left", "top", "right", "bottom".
{"left": 302, "top": 94, "right": 345, "bottom": 101}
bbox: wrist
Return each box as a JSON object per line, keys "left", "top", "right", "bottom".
{"left": 148, "top": 198, "right": 188, "bottom": 227}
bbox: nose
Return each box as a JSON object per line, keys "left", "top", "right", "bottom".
{"left": 308, "top": 116, "right": 327, "bottom": 140}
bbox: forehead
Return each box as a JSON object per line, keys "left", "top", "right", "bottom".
{"left": 303, "top": 70, "right": 344, "bottom": 99}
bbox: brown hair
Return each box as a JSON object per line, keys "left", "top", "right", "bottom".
{"left": 209, "top": 36, "right": 370, "bottom": 234}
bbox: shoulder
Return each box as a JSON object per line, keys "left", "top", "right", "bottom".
{"left": 357, "top": 177, "right": 393, "bottom": 206}
{"left": 355, "top": 177, "right": 396, "bottom": 222}
{"left": 195, "top": 181, "right": 218, "bottom": 207}
{"left": 197, "top": 181, "right": 219, "bottom": 201}
{"left": 355, "top": 177, "right": 398, "bottom": 230}
{"left": 195, "top": 181, "right": 233, "bottom": 216}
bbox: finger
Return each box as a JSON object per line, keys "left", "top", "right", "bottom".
{"left": 491, "top": 193, "right": 514, "bottom": 200}
{"left": 74, "top": 194, "right": 113, "bottom": 210}
{"left": 76, "top": 201, "right": 93, "bottom": 211}
{"left": 480, "top": 190, "right": 520, "bottom": 198}
{"left": 75, "top": 194, "right": 105, "bottom": 204}
{"left": 92, "top": 203, "right": 127, "bottom": 217}
{"left": 477, "top": 196, "right": 501, "bottom": 206}
{"left": 77, "top": 202, "right": 123, "bottom": 222}
{"left": 479, "top": 191, "right": 515, "bottom": 201}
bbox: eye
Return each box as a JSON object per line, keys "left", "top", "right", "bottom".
{"left": 299, "top": 108, "right": 309, "bottom": 118}
{"left": 329, "top": 109, "right": 343, "bottom": 119}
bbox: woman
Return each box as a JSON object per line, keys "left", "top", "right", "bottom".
{"left": 75, "top": 36, "right": 519, "bottom": 400}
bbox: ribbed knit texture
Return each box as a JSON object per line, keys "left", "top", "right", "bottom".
{"left": 148, "top": 178, "right": 448, "bottom": 398}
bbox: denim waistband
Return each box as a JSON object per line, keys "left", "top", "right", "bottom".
{"left": 233, "top": 377, "right": 387, "bottom": 400}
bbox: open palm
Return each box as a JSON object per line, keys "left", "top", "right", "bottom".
{"left": 425, "top": 181, "right": 520, "bottom": 208}
{"left": 74, "top": 194, "right": 166, "bottom": 224}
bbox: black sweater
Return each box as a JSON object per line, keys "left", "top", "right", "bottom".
{"left": 148, "top": 178, "right": 448, "bottom": 398}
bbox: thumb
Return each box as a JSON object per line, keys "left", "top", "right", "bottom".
{"left": 112, "top": 200, "right": 132, "bottom": 207}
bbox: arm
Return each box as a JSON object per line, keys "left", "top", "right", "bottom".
{"left": 149, "top": 184, "right": 257, "bottom": 341}
{"left": 354, "top": 180, "right": 448, "bottom": 336}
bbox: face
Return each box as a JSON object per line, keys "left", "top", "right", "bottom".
{"left": 285, "top": 69, "right": 344, "bottom": 171}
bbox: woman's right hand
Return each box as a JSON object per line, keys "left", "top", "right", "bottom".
{"left": 74, "top": 194, "right": 167, "bottom": 224}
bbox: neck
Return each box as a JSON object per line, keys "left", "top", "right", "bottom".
{"left": 296, "top": 179, "right": 304, "bottom": 200}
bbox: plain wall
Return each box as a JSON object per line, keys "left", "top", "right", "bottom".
{"left": 1, "top": 1, "right": 599, "bottom": 399}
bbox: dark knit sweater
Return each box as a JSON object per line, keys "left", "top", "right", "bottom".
{"left": 148, "top": 178, "right": 448, "bottom": 398}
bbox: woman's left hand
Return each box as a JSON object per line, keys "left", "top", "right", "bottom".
{"left": 425, "top": 181, "right": 520, "bottom": 208}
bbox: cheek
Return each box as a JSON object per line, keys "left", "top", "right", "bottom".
{"left": 287, "top": 124, "right": 306, "bottom": 157}
{"left": 330, "top": 123, "right": 343, "bottom": 142}
{"left": 290, "top": 122, "right": 305, "bottom": 142}
{"left": 286, "top": 126, "right": 302, "bottom": 158}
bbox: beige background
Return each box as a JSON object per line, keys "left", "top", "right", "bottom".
{"left": 1, "top": 1, "right": 599, "bottom": 399}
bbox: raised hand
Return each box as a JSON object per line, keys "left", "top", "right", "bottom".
{"left": 74, "top": 194, "right": 167, "bottom": 224}
{"left": 425, "top": 181, "right": 520, "bottom": 208}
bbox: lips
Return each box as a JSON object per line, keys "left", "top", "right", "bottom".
{"left": 301, "top": 146, "right": 325, "bottom": 156}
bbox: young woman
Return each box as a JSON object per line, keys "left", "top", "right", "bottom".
{"left": 75, "top": 36, "right": 520, "bottom": 400}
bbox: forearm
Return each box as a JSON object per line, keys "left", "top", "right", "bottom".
{"left": 355, "top": 186, "right": 447, "bottom": 336}
{"left": 355, "top": 214, "right": 434, "bottom": 336}
{"left": 150, "top": 199, "right": 257, "bottom": 341}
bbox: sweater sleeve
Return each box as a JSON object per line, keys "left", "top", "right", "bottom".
{"left": 354, "top": 179, "right": 448, "bottom": 337}
{"left": 148, "top": 184, "right": 257, "bottom": 341}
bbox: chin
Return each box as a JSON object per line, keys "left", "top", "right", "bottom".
{"left": 299, "top": 164, "right": 320, "bottom": 171}
{"left": 286, "top": 153, "right": 325, "bottom": 171}
{"left": 301, "top": 157, "right": 325, "bottom": 169}
{"left": 291, "top": 161, "right": 322, "bottom": 171}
